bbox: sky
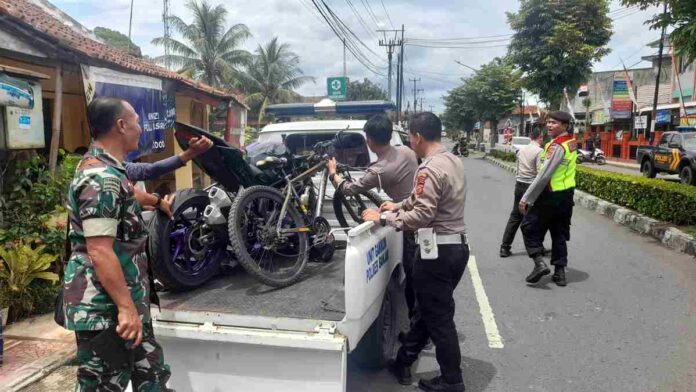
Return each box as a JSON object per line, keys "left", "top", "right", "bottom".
{"left": 51, "top": 0, "right": 662, "bottom": 114}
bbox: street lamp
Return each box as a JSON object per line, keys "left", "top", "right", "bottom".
{"left": 454, "top": 60, "right": 478, "bottom": 72}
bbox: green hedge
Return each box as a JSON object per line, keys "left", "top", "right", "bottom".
{"left": 488, "top": 149, "right": 517, "bottom": 162}
{"left": 576, "top": 167, "right": 696, "bottom": 226}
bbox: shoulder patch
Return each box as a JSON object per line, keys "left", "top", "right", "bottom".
{"left": 566, "top": 140, "right": 578, "bottom": 152}
{"left": 416, "top": 172, "right": 427, "bottom": 196}
{"left": 102, "top": 176, "right": 122, "bottom": 196}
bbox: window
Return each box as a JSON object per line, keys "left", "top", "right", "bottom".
{"left": 683, "top": 134, "right": 696, "bottom": 150}
{"left": 658, "top": 134, "right": 671, "bottom": 148}
{"left": 670, "top": 135, "right": 682, "bottom": 148}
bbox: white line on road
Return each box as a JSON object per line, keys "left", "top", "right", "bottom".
{"left": 468, "top": 256, "right": 504, "bottom": 349}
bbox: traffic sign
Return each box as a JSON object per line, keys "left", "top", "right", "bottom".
{"left": 327, "top": 77, "right": 347, "bottom": 100}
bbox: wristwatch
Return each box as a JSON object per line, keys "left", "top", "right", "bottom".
{"left": 380, "top": 213, "right": 387, "bottom": 227}
{"left": 152, "top": 193, "right": 162, "bottom": 207}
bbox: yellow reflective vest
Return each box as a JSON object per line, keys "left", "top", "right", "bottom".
{"left": 540, "top": 135, "right": 578, "bottom": 192}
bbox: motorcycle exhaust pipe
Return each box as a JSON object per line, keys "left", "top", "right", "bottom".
{"left": 203, "top": 187, "right": 233, "bottom": 225}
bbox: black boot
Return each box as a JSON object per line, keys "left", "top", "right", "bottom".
{"left": 387, "top": 359, "right": 412, "bottom": 385}
{"left": 499, "top": 245, "right": 512, "bottom": 258}
{"left": 552, "top": 266, "right": 567, "bottom": 286}
{"left": 418, "top": 376, "right": 465, "bottom": 392}
{"left": 525, "top": 255, "right": 550, "bottom": 283}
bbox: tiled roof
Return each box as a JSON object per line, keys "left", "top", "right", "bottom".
{"left": 0, "top": 0, "right": 246, "bottom": 107}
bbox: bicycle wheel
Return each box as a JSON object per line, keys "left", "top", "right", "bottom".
{"left": 332, "top": 186, "right": 384, "bottom": 227}
{"left": 228, "top": 185, "right": 309, "bottom": 287}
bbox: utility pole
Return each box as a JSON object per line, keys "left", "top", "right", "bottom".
{"left": 650, "top": 1, "right": 668, "bottom": 144}
{"left": 127, "top": 0, "right": 134, "bottom": 55}
{"left": 419, "top": 97, "right": 424, "bottom": 113}
{"left": 410, "top": 78, "right": 421, "bottom": 114}
{"left": 397, "top": 25, "right": 405, "bottom": 123}
{"left": 343, "top": 38, "right": 347, "bottom": 78}
{"left": 163, "top": 0, "right": 171, "bottom": 69}
{"left": 378, "top": 29, "right": 403, "bottom": 103}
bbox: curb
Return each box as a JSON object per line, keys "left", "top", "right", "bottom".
{"left": 4, "top": 345, "right": 76, "bottom": 392}
{"left": 605, "top": 160, "right": 640, "bottom": 170}
{"left": 483, "top": 155, "right": 696, "bottom": 257}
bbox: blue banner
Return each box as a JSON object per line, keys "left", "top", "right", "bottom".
{"left": 81, "top": 65, "right": 175, "bottom": 160}
{"left": 655, "top": 110, "right": 671, "bottom": 124}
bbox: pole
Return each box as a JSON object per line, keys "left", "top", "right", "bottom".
{"left": 396, "top": 45, "right": 401, "bottom": 120}
{"left": 127, "top": 0, "right": 134, "bottom": 55}
{"left": 521, "top": 93, "right": 525, "bottom": 136}
{"left": 342, "top": 38, "right": 346, "bottom": 79}
{"left": 49, "top": 63, "right": 63, "bottom": 174}
{"left": 387, "top": 49, "right": 393, "bottom": 101}
{"left": 650, "top": 1, "right": 668, "bottom": 144}
{"left": 410, "top": 78, "right": 420, "bottom": 113}
{"left": 399, "top": 25, "right": 405, "bottom": 122}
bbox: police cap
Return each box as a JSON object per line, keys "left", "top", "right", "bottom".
{"left": 548, "top": 111, "right": 573, "bottom": 124}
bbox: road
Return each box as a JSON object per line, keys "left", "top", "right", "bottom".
{"left": 21, "top": 149, "right": 696, "bottom": 392}
{"left": 348, "top": 152, "right": 696, "bottom": 392}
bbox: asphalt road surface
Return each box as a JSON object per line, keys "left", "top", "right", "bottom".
{"left": 348, "top": 151, "right": 696, "bottom": 392}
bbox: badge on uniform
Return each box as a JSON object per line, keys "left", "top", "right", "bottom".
{"left": 418, "top": 228, "right": 438, "bottom": 260}
{"left": 416, "top": 172, "right": 427, "bottom": 196}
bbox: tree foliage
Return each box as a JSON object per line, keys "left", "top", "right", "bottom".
{"left": 238, "top": 37, "right": 314, "bottom": 123}
{"left": 346, "top": 78, "right": 388, "bottom": 101}
{"left": 94, "top": 27, "right": 142, "bottom": 57}
{"left": 151, "top": 0, "right": 251, "bottom": 87}
{"left": 507, "top": 0, "right": 612, "bottom": 108}
{"left": 443, "top": 58, "right": 522, "bottom": 136}
{"left": 621, "top": 0, "right": 696, "bottom": 63}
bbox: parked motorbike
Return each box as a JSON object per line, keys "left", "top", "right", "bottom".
{"left": 148, "top": 123, "right": 381, "bottom": 290}
{"left": 451, "top": 141, "right": 469, "bottom": 157}
{"left": 577, "top": 148, "right": 606, "bottom": 165}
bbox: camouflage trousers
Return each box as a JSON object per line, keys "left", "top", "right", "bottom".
{"left": 75, "top": 322, "right": 172, "bottom": 392}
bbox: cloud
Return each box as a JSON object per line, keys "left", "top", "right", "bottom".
{"left": 52, "top": 0, "right": 661, "bottom": 113}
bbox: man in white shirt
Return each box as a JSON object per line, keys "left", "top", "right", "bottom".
{"left": 500, "top": 127, "right": 544, "bottom": 257}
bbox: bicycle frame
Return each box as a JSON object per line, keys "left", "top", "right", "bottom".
{"left": 275, "top": 160, "right": 327, "bottom": 235}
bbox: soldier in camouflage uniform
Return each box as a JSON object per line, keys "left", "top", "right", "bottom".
{"left": 64, "top": 97, "right": 171, "bottom": 391}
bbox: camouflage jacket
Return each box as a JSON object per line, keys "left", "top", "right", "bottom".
{"left": 63, "top": 146, "right": 150, "bottom": 331}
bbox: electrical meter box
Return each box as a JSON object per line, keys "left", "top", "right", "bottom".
{"left": 0, "top": 79, "right": 45, "bottom": 150}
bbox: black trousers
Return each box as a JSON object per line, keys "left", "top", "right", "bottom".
{"left": 396, "top": 242, "right": 470, "bottom": 385}
{"left": 501, "top": 181, "right": 531, "bottom": 247}
{"left": 520, "top": 190, "right": 574, "bottom": 266}
{"left": 403, "top": 231, "right": 418, "bottom": 319}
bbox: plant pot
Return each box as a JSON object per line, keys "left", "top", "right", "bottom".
{"left": 1, "top": 307, "right": 8, "bottom": 327}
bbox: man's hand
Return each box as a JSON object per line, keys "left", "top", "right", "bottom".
{"left": 158, "top": 193, "right": 176, "bottom": 220}
{"left": 180, "top": 136, "right": 213, "bottom": 162}
{"left": 327, "top": 158, "right": 338, "bottom": 175}
{"left": 116, "top": 305, "right": 143, "bottom": 347}
{"left": 380, "top": 201, "right": 397, "bottom": 212}
{"left": 518, "top": 201, "right": 528, "bottom": 215}
{"left": 361, "top": 208, "right": 381, "bottom": 222}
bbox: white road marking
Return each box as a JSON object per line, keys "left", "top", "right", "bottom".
{"left": 468, "top": 256, "right": 504, "bottom": 349}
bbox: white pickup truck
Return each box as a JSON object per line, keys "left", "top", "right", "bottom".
{"left": 153, "top": 217, "right": 406, "bottom": 392}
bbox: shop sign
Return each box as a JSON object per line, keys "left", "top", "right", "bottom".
{"left": 611, "top": 79, "right": 632, "bottom": 119}
{"left": 634, "top": 115, "right": 648, "bottom": 129}
{"left": 680, "top": 107, "right": 696, "bottom": 127}
{"left": 591, "top": 110, "right": 608, "bottom": 125}
{"left": 81, "top": 65, "right": 176, "bottom": 160}
{"left": 655, "top": 110, "right": 671, "bottom": 124}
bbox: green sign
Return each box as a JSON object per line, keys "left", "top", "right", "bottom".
{"left": 327, "top": 77, "right": 347, "bottom": 100}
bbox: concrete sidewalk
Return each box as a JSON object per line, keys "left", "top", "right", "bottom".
{"left": 605, "top": 158, "right": 640, "bottom": 170}
{"left": 0, "top": 314, "right": 75, "bottom": 392}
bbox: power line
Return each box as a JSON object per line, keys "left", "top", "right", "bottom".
{"left": 407, "top": 33, "right": 514, "bottom": 42}
{"left": 360, "top": 0, "right": 381, "bottom": 28}
{"left": 379, "top": 0, "right": 395, "bottom": 29}
{"left": 344, "top": 0, "right": 377, "bottom": 40}
{"left": 405, "top": 43, "right": 510, "bottom": 49}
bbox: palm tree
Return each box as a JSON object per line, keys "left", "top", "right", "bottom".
{"left": 151, "top": 0, "right": 251, "bottom": 88}
{"left": 239, "top": 37, "right": 315, "bottom": 123}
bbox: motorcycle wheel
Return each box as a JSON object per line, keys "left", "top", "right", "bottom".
{"left": 228, "top": 186, "right": 309, "bottom": 287}
{"left": 596, "top": 156, "right": 606, "bottom": 165}
{"left": 577, "top": 155, "right": 585, "bottom": 164}
{"left": 462, "top": 148, "right": 470, "bottom": 157}
{"left": 332, "top": 187, "right": 384, "bottom": 227}
{"left": 149, "top": 188, "right": 224, "bottom": 291}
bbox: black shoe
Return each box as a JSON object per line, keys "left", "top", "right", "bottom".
{"left": 499, "top": 245, "right": 512, "bottom": 258}
{"left": 387, "top": 359, "right": 412, "bottom": 385}
{"left": 418, "top": 376, "right": 465, "bottom": 392}
{"left": 552, "top": 267, "right": 567, "bottom": 286}
{"left": 542, "top": 247, "right": 550, "bottom": 256}
{"left": 525, "top": 256, "right": 550, "bottom": 283}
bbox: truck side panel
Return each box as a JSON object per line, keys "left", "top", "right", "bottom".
{"left": 340, "top": 222, "right": 404, "bottom": 351}
{"left": 155, "top": 320, "right": 347, "bottom": 392}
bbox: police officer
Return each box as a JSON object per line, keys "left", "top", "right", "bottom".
{"left": 519, "top": 110, "right": 577, "bottom": 287}
{"left": 63, "top": 97, "right": 171, "bottom": 391}
{"left": 327, "top": 113, "right": 419, "bottom": 317}
{"left": 363, "top": 112, "right": 468, "bottom": 392}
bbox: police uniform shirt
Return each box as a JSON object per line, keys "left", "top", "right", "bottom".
{"left": 385, "top": 146, "right": 467, "bottom": 234}
{"left": 340, "top": 145, "right": 418, "bottom": 203}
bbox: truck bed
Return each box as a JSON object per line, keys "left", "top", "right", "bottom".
{"left": 158, "top": 248, "right": 347, "bottom": 322}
